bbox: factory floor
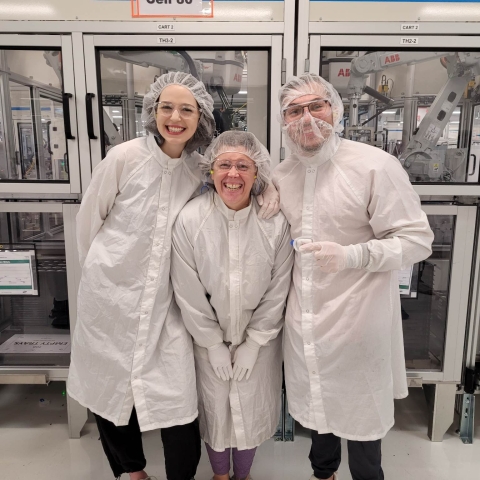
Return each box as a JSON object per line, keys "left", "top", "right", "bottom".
{"left": 0, "top": 383, "right": 479, "bottom": 480}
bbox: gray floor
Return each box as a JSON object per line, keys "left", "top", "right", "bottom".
{"left": 0, "top": 383, "right": 479, "bottom": 479}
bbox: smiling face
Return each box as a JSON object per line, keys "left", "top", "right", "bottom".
{"left": 285, "top": 93, "right": 334, "bottom": 153}
{"left": 211, "top": 151, "right": 257, "bottom": 211}
{"left": 156, "top": 84, "right": 200, "bottom": 157}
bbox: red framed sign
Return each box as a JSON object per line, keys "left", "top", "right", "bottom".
{"left": 131, "top": 0, "right": 214, "bottom": 18}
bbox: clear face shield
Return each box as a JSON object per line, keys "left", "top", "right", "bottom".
{"left": 279, "top": 74, "right": 344, "bottom": 158}
{"left": 281, "top": 99, "right": 335, "bottom": 156}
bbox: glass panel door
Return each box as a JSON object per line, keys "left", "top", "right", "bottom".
{"left": 0, "top": 35, "right": 79, "bottom": 194}
{"left": 83, "top": 35, "right": 283, "bottom": 172}
{"left": 0, "top": 207, "right": 70, "bottom": 367}
{"left": 0, "top": 50, "right": 69, "bottom": 182}
{"left": 402, "top": 214, "right": 454, "bottom": 371}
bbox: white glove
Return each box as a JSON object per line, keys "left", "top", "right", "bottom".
{"left": 300, "top": 241, "right": 368, "bottom": 273}
{"left": 207, "top": 343, "right": 233, "bottom": 381}
{"left": 256, "top": 183, "right": 280, "bottom": 220}
{"left": 233, "top": 339, "right": 260, "bottom": 381}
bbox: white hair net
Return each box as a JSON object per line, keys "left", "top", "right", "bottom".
{"left": 278, "top": 74, "right": 344, "bottom": 157}
{"left": 200, "top": 131, "right": 271, "bottom": 196}
{"left": 142, "top": 71, "right": 215, "bottom": 154}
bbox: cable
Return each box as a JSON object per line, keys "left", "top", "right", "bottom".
{"left": 177, "top": 51, "right": 199, "bottom": 79}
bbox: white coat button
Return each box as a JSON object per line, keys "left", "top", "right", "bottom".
{"left": 306, "top": 309, "right": 309, "bottom": 313}
{"left": 312, "top": 371, "right": 316, "bottom": 374}
{"left": 139, "top": 343, "right": 143, "bottom": 347}
{"left": 134, "top": 376, "right": 138, "bottom": 379}
{"left": 307, "top": 342, "right": 311, "bottom": 345}
{"left": 168, "top": 172, "right": 171, "bottom": 175}
{"left": 162, "top": 207, "right": 166, "bottom": 211}
{"left": 306, "top": 278, "right": 310, "bottom": 281}
{"left": 164, "top": 170, "right": 168, "bottom": 174}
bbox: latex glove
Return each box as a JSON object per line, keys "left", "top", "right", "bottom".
{"left": 300, "top": 241, "right": 366, "bottom": 273}
{"left": 207, "top": 343, "right": 233, "bottom": 381}
{"left": 233, "top": 339, "right": 260, "bottom": 381}
{"left": 256, "top": 183, "right": 280, "bottom": 220}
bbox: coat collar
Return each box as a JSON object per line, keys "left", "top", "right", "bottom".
{"left": 147, "top": 134, "right": 186, "bottom": 169}
{"left": 214, "top": 191, "right": 252, "bottom": 221}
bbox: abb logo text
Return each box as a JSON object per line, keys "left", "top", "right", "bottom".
{"left": 233, "top": 73, "right": 242, "bottom": 82}
{"left": 383, "top": 54, "right": 401, "bottom": 65}
{"left": 337, "top": 68, "right": 350, "bottom": 77}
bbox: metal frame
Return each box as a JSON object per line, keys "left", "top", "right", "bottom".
{"left": 405, "top": 205, "right": 477, "bottom": 384}
{"left": 0, "top": 35, "right": 81, "bottom": 196}
{"left": 309, "top": 22, "right": 480, "bottom": 35}
{"left": 83, "top": 34, "right": 285, "bottom": 182}
{"left": 0, "top": 21, "right": 286, "bottom": 35}
{"left": 0, "top": 201, "right": 86, "bottom": 438}
{"left": 464, "top": 210, "right": 480, "bottom": 375}
{"left": 458, "top": 207, "right": 480, "bottom": 444}
{"left": 0, "top": 12, "right": 295, "bottom": 437}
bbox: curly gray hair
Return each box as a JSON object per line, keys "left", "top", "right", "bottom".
{"left": 200, "top": 131, "right": 271, "bottom": 196}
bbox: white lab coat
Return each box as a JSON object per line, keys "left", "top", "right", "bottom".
{"left": 171, "top": 190, "right": 293, "bottom": 451}
{"left": 273, "top": 136, "right": 434, "bottom": 441}
{"left": 68, "top": 134, "right": 203, "bottom": 431}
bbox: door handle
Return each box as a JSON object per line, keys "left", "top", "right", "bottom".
{"left": 468, "top": 154, "right": 476, "bottom": 176}
{"left": 62, "top": 93, "right": 76, "bottom": 140}
{"left": 86, "top": 93, "right": 98, "bottom": 140}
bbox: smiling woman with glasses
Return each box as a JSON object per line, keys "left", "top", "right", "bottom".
{"left": 171, "top": 130, "right": 293, "bottom": 480}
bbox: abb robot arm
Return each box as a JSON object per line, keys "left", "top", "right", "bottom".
{"left": 347, "top": 51, "right": 480, "bottom": 181}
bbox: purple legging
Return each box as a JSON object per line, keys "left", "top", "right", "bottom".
{"left": 205, "top": 443, "right": 257, "bottom": 480}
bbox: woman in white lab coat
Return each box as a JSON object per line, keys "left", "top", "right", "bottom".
{"left": 69, "top": 72, "right": 213, "bottom": 480}
{"left": 171, "top": 131, "right": 293, "bottom": 480}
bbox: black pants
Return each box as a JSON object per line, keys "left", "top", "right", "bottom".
{"left": 309, "top": 431, "right": 384, "bottom": 480}
{"left": 94, "top": 408, "right": 201, "bottom": 480}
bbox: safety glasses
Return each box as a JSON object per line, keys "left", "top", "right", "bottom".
{"left": 155, "top": 101, "right": 201, "bottom": 119}
{"left": 283, "top": 99, "right": 331, "bottom": 123}
{"left": 213, "top": 159, "right": 257, "bottom": 173}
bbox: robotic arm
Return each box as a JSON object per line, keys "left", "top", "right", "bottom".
{"left": 347, "top": 51, "right": 480, "bottom": 181}
{"left": 399, "top": 53, "right": 480, "bottom": 174}
{"left": 347, "top": 51, "right": 450, "bottom": 126}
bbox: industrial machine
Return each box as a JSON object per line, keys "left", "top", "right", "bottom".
{"left": 347, "top": 51, "right": 480, "bottom": 182}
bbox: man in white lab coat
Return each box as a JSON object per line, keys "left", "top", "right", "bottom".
{"left": 273, "top": 74, "right": 434, "bottom": 480}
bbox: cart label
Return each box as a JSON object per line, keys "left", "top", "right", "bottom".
{"left": 158, "top": 37, "right": 176, "bottom": 44}
{"left": 400, "top": 37, "right": 419, "bottom": 45}
{"left": 401, "top": 24, "right": 419, "bottom": 31}
{"left": 157, "top": 23, "right": 175, "bottom": 30}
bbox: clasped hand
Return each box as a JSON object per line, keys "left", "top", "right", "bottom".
{"left": 207, "top": 341, "right": 259, "bottom": 382}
